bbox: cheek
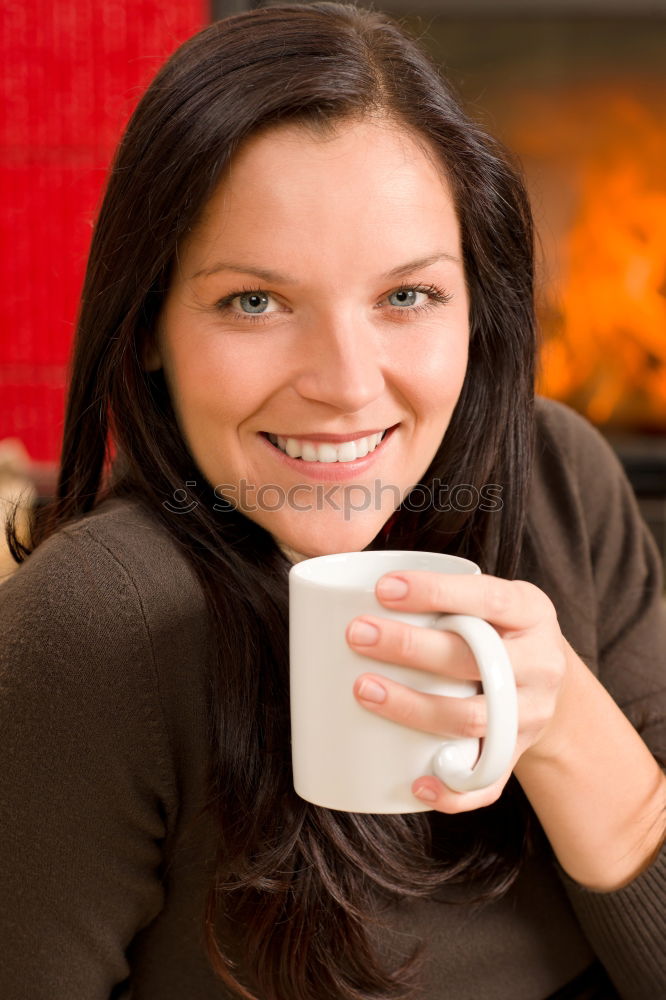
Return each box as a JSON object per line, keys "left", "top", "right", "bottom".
{"left": 396, "top": 327, "right": 469, "bottom": 408}
{"left": 165, "top": 340, "right": 259, "bottom": 422}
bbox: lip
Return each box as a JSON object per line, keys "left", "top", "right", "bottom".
{"left": 258, "top": 424, "right": 399, "bottom": 482}
{"left": 263, "top": 427, "right": 391, "bottom": 444}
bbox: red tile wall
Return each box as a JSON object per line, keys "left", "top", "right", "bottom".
{"left": 0, "top": 0, "right": 208, "bottom": 463}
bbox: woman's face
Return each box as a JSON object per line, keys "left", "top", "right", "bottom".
{"left": 149, "top": 117, "right": 470, "bottom": 559}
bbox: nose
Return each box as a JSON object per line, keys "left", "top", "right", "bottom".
{"left": 291, "top": 310, "right": 386, "bottom": 412}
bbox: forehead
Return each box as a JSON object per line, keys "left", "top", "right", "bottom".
{"left": 177, "top": 117, "right": 461, "bottom": 274}
{"left": 197, "top": 116, "right": 451, "bottom": 215}
{"left": 231, "top": 114, "right": 445, "bottom": 171}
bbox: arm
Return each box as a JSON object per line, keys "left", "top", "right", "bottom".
{"left": 513, "top": 640, "right": 666, "bottom": 891}
{"left": 0, "top": 522, "right": 176, "bottom": 998}
{"left": 348, "top": 401, "right": 666, "bottom": 997}
{"left": 517, "top": 406, "right": 666, "bottom": 997}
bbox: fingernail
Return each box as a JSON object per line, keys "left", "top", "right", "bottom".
{"left": 414, "top": 785, "right": 438, "bottom": 802}
{"left": 377, "top": 575, "right": 408, "bottom": 600}
{"left": 349, "top": 620, "right": 379, "bottom": 645}
{"left": 357, "top": 679, "right": 386, "bottom": 703}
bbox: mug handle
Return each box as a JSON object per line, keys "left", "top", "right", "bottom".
{"left": 430, "top": 614, "right": 518, "bottom": 793}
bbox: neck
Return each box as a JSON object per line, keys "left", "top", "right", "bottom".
{"left": 277, "top": 541, "right": 309, "bottom": 564}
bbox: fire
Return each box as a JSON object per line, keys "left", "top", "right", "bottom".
{"left": 532, "top": 89, "right": 666, "bottom": 431}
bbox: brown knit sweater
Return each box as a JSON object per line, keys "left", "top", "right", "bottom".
{"left": 1, "top": 396, "right": 664, "bottom": 1000}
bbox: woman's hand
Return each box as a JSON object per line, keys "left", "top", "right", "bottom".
{"left": 346, "top": 569, "right": 569, "bottom": 813}
{"left": 347, "top": 569, "right": 666, "bottom": 891}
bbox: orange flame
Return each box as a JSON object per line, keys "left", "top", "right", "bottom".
{"left": 530, "top": 90, "right": 666, "bottom": 431}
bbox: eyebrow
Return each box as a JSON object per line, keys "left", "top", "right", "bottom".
{"left": 190, "top": 251, "right": 462, "bottom": 284}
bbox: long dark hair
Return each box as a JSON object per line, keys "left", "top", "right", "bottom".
{"left": 7, "top": 3, "right": 537, "bottom": 997}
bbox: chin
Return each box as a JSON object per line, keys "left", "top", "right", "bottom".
{"left": 268, "top": 513, "right": 391, "bottom": 559}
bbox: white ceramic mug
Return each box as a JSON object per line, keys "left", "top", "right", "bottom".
{"left": 289, "top": 550, "right": 518, "bottom": 813}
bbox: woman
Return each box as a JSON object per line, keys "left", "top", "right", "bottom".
{"left": 1, "top": 3, "right": 664, "bottom": 998}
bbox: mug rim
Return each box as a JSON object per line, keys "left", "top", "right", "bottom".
{"left": 289, "top": 550, "right": 480, "bottom": 589}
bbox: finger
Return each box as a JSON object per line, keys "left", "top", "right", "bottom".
{"left": 346, "top": 615, "right": 480, "bottom": 680}
{"left": 374, "top": 572, "right": 555, "bottom": 632}
{"left": 355, "top": 674, "right": 545, "bottom": 747}
{"left": 412, "top": 773, "right": 509, "bottom": 813}
{"left": 353, "top": 673, "right": 487, "bottom": 739}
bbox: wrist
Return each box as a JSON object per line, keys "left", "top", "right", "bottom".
{"left": 516, "top": 638, "right": 587, "bottom": 769}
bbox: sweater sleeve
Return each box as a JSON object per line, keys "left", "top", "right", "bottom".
{"left": 541, "top": 401, "right": 666, "bottom": 1000}
{"left": 0, "top": 521, "right": 178, "bottom": 999}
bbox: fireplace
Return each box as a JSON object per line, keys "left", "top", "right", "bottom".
{"left": 391, "top": 4, "right": 666, "bottom": 571}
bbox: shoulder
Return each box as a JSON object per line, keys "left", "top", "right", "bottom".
{"left": 530, "top": 395, "right": 634, "bottom": 535}
{"left": 525, "top": 397, "right": 665, "bottom": 679}
{"left": 533, "top": 395, "right": 625, "bottom": 482}
{"left": 1, "top": 494, "right": 209, "bottom": 648}
{"left": 59, "top": 493, "right": 204, "bottom": 597}
{"left": 0, "top": 495, "right": 211, "bottom": 809}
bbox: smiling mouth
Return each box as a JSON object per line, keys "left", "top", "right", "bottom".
{"left": 261, "top": 426, "right": 396, "bottom": 463}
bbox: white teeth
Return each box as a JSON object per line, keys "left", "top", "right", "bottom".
{"left": 285, "top": 438, "right": 301, "bottom": 459}
{"left": 268, "top": 430, "right": 387, "bottom": 462}
{"left": 355, "top": 437, "right": 369, "bottom": 458}
{"left": 336, "top": 441, "right": 358, "bottom": 463}
{"left": 315, "top": 443, "right": 340, "bottom": 463}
